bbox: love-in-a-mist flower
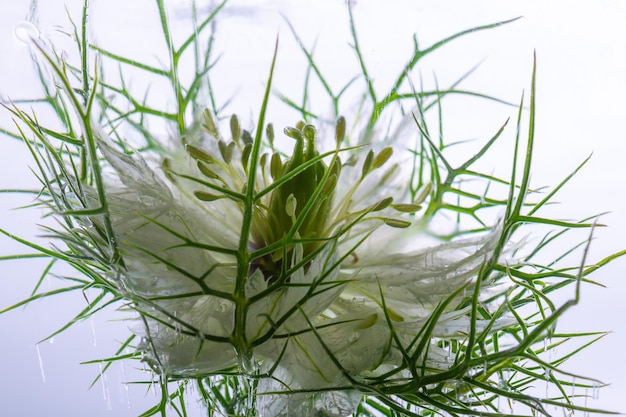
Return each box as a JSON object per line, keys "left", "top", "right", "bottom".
{"left": 3, "top": 4, "right": 616, "bottom": 417}
{"left": 87, "top": 103, "right": 512, "bottom": 416}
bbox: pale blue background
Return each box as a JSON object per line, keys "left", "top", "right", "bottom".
{"left": 1, "top": 1, "right": 625, "bottom": 415}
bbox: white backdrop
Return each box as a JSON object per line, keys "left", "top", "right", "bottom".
{"left": 1, "top": 1, "right": 624, "bottom": 415}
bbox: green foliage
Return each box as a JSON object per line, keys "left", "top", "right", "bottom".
{"left": 1, "top": 1, "right": 623, "bottom": 416}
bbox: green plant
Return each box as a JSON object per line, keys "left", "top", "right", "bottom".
{"left": 1, "top": 1, "right": 622, "bottom": 416}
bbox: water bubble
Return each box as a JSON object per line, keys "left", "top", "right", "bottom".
{"left": 14, "top": 21, "right": 40, "bottom": 45}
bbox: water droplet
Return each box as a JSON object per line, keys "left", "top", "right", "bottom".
{"left": 98, "top": 363, "right": 107, "bottom": 401}
{"left": 90, "top": 315, "right": 98, "bottom": 346}
{"left": 348, "top": 332, "right": 359, "bottom": 343}
{"left": 592, "top": 380, "right": 600, "bottom": 400}
{"left": 98, "top": 363, "right": 111, "bottom": 409}
{"left": 14, "top": 21, "right": 40, "bottom": 45}
{"left": 35, "top": 344, "right": 46, "bottom": 383}
{"left": 498, "top": 369, "right": 510, "bottom": 390}
{"left": 218, "top": 300, "right": 232, "bottom": 313}
{"left": 549, "top": 346, "right": 557, "bottom": 362}
{"left": 234, "top": 346, "right": 256, "bottom": 373}
{"left": 120, "top": 361, "right": 131, "bottom": 409}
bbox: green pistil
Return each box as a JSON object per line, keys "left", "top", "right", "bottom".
{"left": 260, "top": 123, "right": 336, "bottom": 282}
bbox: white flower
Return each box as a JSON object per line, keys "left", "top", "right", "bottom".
{"left": 88, "top": 111, "right": 510, "bottom": 417}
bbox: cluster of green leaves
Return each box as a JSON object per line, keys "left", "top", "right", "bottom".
{"left": 1, "top": 1, "right": 623, "bottom": 416}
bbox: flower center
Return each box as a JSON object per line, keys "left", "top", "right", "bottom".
{"left": 183, "top": 114, "right": 421, "bottom": 285}
{"left": 254, "top": 122, "right": 338, "bottom": 283}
